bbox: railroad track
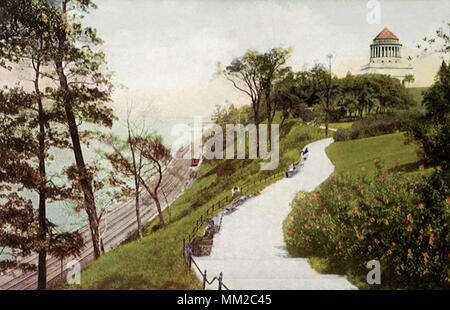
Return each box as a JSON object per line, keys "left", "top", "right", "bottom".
{"left": 0, "top": 158, "right": 198, "bottom": 290}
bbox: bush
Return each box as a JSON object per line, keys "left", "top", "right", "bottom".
{"left": 334, "top": 115, "right": 402, "bottom": 141}
{"left": 283, "top": 162, "right": 449, "bottom": 289}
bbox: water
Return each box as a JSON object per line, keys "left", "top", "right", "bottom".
{"left": 4, "top": 117, "right": 200, "bottom": 234}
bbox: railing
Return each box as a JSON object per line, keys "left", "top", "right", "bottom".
{"left": 183, "top": 242, "right": 229, "bottom": 290}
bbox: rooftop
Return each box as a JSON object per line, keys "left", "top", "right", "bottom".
{"left": 374, "top": 27, "right": 399, "bottom": 40}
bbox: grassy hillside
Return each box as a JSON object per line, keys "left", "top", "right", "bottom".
{"left": 325, "top": 132, "right": 430, "bottom": 176}
{"left": 60, "top": 119, "right": 325, "bottom": 289}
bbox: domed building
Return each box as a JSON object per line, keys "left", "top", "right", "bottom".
{"left": 360, "top": 27, "right": 413, "bottom": 82}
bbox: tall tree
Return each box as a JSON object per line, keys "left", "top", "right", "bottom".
{"left": 221, "top": 50, "right": 264, "bottom": 154}
{"left": 1, "top": 0, "right": 115, "bottom": 259}
{"left": 259, "top": 48, "right": 291, "bottom": 143}
{"left": 0, "top": 87, "right": 83, "bottom": 288}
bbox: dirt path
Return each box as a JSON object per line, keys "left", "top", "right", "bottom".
{"left": 193, "top": 138, "right": 357, "bottom": 290}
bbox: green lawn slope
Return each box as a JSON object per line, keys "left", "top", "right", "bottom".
{"left": 60, "top": 118, "right": 325, "bottom": 289}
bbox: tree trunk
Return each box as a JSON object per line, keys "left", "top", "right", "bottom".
{"left": 128, "top": 120, "right": 143, "bottom": 239}
{"left": 139, "top": 176, "right": 165, "bottom": 228}
{"left": 254, "top": 108, "right": 260, "bottom": 157}
{"left": 135, "top": 184, "right": 143, "bottom": 238}
{"left": 35, "top": 61, "right": 47, "bottom": 290}
{"left": 55, "top": 61, "right": 101, "bottom": 259}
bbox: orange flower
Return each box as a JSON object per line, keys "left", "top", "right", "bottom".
{"left": 297, "top": 209, "right": 302, "bottom": 213}
{"left": 429, "top": 226, "right": 433, "bottom": 231}
{"left": 314, "top": 192, "right": 319, "bottom": 198}
{"left": 418, "top": 203, "right": 423, "bottom": 209}
{"left": 395, "top": 159, "right": 400, "bottom": 165}
{"left": 423, "top": 252, "right": 428, "bottom": 259}
{"left": 338, "top": 194, "right": 343, "bottom": 201}
{"left": 408, "top": 248, "right": 412, "bottom": 254}
{"left": 446, "top": 197, "right": 450, "bottom": 203}
{"left": 373, "top": 199, "right": 378, "bottom": 203}
{"left": 384, "top": 195, "right": 388, "bottom": 200}
{"left": 338, "top": 241, "right": 342, "bottom": 247}
{"left": 368, "top": 246, "right": 372, "bottom": 252}
{"left": 419, "top": 165, "right": 424, "bottom": 170}
{"left": 354, "top": 225, "right": 358, "bottom": 231}
{"left": 323, "top": 207, "right": 328, "bottom": 214}
{"left": 419, "top": 229, "right": 423, "bottom": 235}
{"left": 370, "top": 217, "right": 375, "bottom": 223}
{"left": 407, "top": 226, "right": 412, "bottom": 232}
{"left": 374, "top": 159, "right": 379, "bottom": 164}
{"left": 436, "top": 166, "right": 442, "bottom": 171}
{"left": 409, "top": 189, "right": 414, "bottom": 195}
{"left": 288, "top": 230, "right": 293, "bottom": 235}
{"left": 392, "top": 242, "right": 396, "bottom": 247}
{"left": 397, "top": 206, "right": 401, "bottom": 213}
{"left": 359, "top": 184, "right": 363, "bottom": 191}
{"left": 430, "top": 234, "right": 434, "bottom": 240}
{"left": 387, "top": 250, "right": 392, "bottom": 255}
{"left": 418, "top": 235, "right": 423, "bottom": 240}
{"left": 374, "top": 238, "right": 380, "bottom": 244}
{"left": 308, "top": 210, "right": 313, "bottom": 215}
{"left": 379, "top": 176, "right": 384, "bottom": 181}
{"left": 304, "top": 224, "right": 309, "bottom": 229}
{"left": 305, "top": 235, "right": 310, "bottom": 241}
{"left": 429, "top": 240, "right": 433, "bottom": 246}
{"left": 355, "top": 207, "right": 359, "bottom": 212}
{"left": 407, "top": 214, "right": 412, "bottom": 222}
{"left": 392, "top": 185, "right": 397, "bottom": 190}
{"left": 359, "top": 235, "right": 364, "bottom": 241}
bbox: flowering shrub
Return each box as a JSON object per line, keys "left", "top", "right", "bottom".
{"left": 283, "top": 164, "right": 449, "bottom": 289}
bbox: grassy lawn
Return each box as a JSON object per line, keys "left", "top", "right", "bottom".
{"left": 59, "top": 118, "right": 325, "bottom": 289}
{"left": 325, "top": 132, "right": 430, "bottom": 176}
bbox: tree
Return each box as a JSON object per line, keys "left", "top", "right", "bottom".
{"left": 403, "top": 74, "right": 415, "bottom": 88}
{"left": 103, "top": 130, "right": 171, "bottom": 230}
{"left": 221, "top": 50, "right": 264, "bottom": 154}
{"left": 49, "top": 0, "right": 114, "bottom": 259}
{"left": 133, "top": 134, "right": 171, "bottom": 228}
{"left": 0, "top": 0, "right": 114, "bottom": 263}
{"left": 100, "top": 118, "right": 148, "bottom": 239}
{"left": 0, "top": 87, "right": 83, "bottom": 288}
{"left": 259, "top": 48, "right": 292, "bottom": 143}
{"left": 221, "top": 48, "right": 291, "bottom": 151}
{"left": 406, "top": 61, "right": 450, "bottom": 167}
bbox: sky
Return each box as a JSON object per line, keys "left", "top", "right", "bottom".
{"left": 46, "top": 1, "right": 450, "bottom": 117}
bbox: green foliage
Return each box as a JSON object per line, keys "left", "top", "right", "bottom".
{"left": 284, "top": 165, "right": 449, "bottom": 289}
{"left": 333, "top": 114, "right": 402, "bottom": 141}
{"left": 406, "top": 61, "right": 450, "bottom": 167}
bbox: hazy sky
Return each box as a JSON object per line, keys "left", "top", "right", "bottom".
{"left": 82, "top": 0, "right": 449, "bottom": 117}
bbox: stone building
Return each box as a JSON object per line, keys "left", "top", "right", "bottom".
{"left": 360, "top": 27, "right": 413, "bottom": 82}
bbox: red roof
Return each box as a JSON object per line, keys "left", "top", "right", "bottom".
{"left": 374, "top": 27, "right": 399, "bottom": 40}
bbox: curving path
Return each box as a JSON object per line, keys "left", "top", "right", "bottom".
{"left": 193, "top": 138, "right": 357, "bottom": 290}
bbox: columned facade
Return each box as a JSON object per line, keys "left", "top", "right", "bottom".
{"left": 360, "top": 27, "right": 413, "bottom": 83}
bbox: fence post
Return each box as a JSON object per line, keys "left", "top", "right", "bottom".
{"left": 202, "top": 270, "right": 207, "bottom": 290}
{"left": 218, "top": 272, "right": 223, "bottom": 290}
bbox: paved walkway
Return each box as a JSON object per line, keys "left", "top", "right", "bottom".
{"left": 193, "top": 138, "right": 357, "bottom": 290}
